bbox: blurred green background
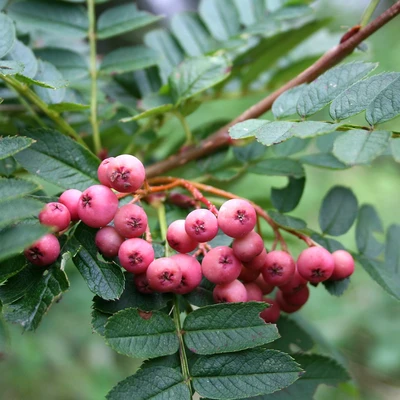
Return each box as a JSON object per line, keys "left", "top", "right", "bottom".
{"left": 1, "top": 0, "right": 400, "bottom": 399}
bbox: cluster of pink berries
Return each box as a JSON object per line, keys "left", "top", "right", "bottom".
{"left": 23, "top": 153, "right": 355, "bottom": 324}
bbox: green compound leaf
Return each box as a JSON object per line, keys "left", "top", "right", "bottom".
{"left": 249, "top": 158, "right": 304, "bottom": 178}
{"left": 268, "top": 211, "right": 308, "bottom": 231}
{"left": 229, "top": 119, "right": 268, "bottom": 140}
{"left": 4, "top": 266, "right": 69, "bottom": 331}
{"left": 254, "top": 121, "right": 295, "bottom": 146}
{"left": 385, "top": 224, "right": 400, "bottom": 273}
{"left": 272, "top": 84, "right": 307, "bottom": 119}
{"left": 69, "top": 224, "right": 125, "bottom": 301}
{"left": 0, "top": 197, "right": 43, "bottom": 228}
{"left": 191, "top": 349, "right": 302, "bottom": 399}
{"left": 271, "top": 177, "right": 305, "bottom": 213}
{"left": 290, "top": 122, "right": 342, "bottom": 139}
{"left": 183, "top": 302, "right": 279, "bottom": 355}
{"left": 105, "top": 308, "right": 179, "bottom": 359}
{"left": 0, "top": 255, "right": 28, "bottom": 284}
{"left": 106, "top": 367, "right": 191, "bottom": 400}
{"left": 0, "top": 12, "right": 15, "bottom": 59}
{"left": 6, "top": 40, "right": 38, "bottom": 79}
{"left": 333, "top": 130, "right": 391, "bottom": 165}
{"left": 14, "top": 128, "right": 99, "bottom": 191}
{"left": 170, "top": 55, "right": 231, "bottom": 105}
{"left": 297, "top": 62, "right": 377, "bottom": 117}
{"left": 0, "top": 136, "right": 35, "bottom": 160}
{"left": 100, "top": 46, "right": 159, "bottom": 75}
{"left": 319, "top": 186, "right": 358, "bottom": 236}
{"left": 299, "top": 153, "right": 348, "bottom": 170}
{"left": 8, "top": 1, "right": 88, "bottom": 38}
{"left": 330, "top": 72, "right": 400, "bottom": 121}
{"left": 97, "top": 3, "right": 162, "bottom": 39}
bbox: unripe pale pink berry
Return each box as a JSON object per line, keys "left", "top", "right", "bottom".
{"left": 107, "top": 154, "right": 145, "bottom": 193}
{"left": 238, "top": 266, "right": 260, "bottom": 283}
{"left": 232, "top": 231, "right": 264, "bottom": 262}
{"left": 262, "top": 251, "right": 295, "bottom": 287}
{"left": 118, "top": 238, "right": 154, "bottom": 274}
{"left": 254, "top": 274, "right": 275, "bottom": 295}
{"left": 243, "top": 248, "right": 267, "bottom": 271}
{"left": 97, "top": 157, "right": 114, "bottom": 187}
{"left": 59, "top": 189, "right": 82, "bottom": 221}
{"left": 114, "top": 204, "right": 148, "bottom": 238}
{"left": 184, "top": 209, "right": 218, "bottom": 243}
{"left": 260, "top": 298, "right": 280, "bottom": 323}
{"left": 95, "top": 226, "right": 124, "bottom": 258}
{"left": 78, "top": 185, "right": 119, "bottom": 228}
{"left": 281, "top": 285, "right": 309, "bottom": 306}
{"left": 330, "top": 250, "right": 355, "bottom": 280}
{"left": 213, "top": 280, "right": 248, "bottom": 303}
{"left": 171, "top": 254, "right": 202, "bottom": 295}
{"left": 201, "top": 246, "right": 242, "bottom": 284}
{"left": 134, "top": 273, "right": 153, "bottom": 294}
{"left": 276, "top": 291, "right": 303, "bottom": 313}
{"left": 167, "top": 219, "right": 198, "bottom": 254}
{"left": 279, "top": 269, "right": 307, "bottom": 295}
{"left": 217, "top": 199, "right": 257, "bottom": 238}
{"left": 39, "top": 202, "right": 71, "bottom": 232}
{"left": 24, "top": 234, "right": 60, "bottom": 266}
{"left": 244, "top": 282, "right": 263, "bottom": 301}
{"left": 146, "top": 257, "right": 182, "bottom": 292}
{"left": 297, "top": 247, "right": 335, "bottom": 283}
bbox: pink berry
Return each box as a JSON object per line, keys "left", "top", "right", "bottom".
{"left": 213, "top": 280, "right": 248, "bottom": 303}
{"left": 238, "top": 266, "right": 260, "bottom": 283}
{"left": 330, "top": 250, "right": 355, "bottom": 280}
{"left": 107, "top": 154, "right": 145, "bottom": 193}
{"left": 167, "top": 219, "right": 198, "bottom": 253}
{"left": 146, "top": 257, "right": 182, "bottom": 292}
{"left": 201, "top": 246, "right": 242, "bottom": 284}
{"left": 78, "top": 185, "right": 119, "bottom": 228}
{"left": 171, "top": 254, "right": 202, "bottom": 295}
{"left": 244, "top": 282, "right": 263, "bottom": 301}
{"left": 95, "top": 226, "right": 124, "bottom": 258}
{"left": 243, "top": 248, "right": 267, "bottom": 271}
{"left": 281, "top": 285, "right": 309, "bottom": 306}
{"left": 24, "top": 234, "right": 60, "bottom": 266}
{"left": 260, "top": 298, "right": 280, "bottom": 323}
{"left": 59, "top": 189, "right": 82, "bottom": 221}
{"left": 217, "top": 199, "right": 257, "bottom": 238}
{"left": 134, "top": 273, "right": 153, "bottom": 294}
{"left": 118, "top": 238, "right": 154, "bottom": 274}
{"left": 276, "top": 291, "right": 303, "bottom": 313}
{"left": 97, "top": 157, "right": 114, "bottom": 187}
{"left": 114, "top": 204, "right": 148, "bottom": 238}
{"left": 254, "top": 275, "right": 274, "bottom": 295}
{"left": 262, "top": 251, "right": 295, "bottom": 287}
{"left": 279, "top": 269, "right": 307, "bottom": 295}
{"left": 184, "top": 209, "right": 218, "bottom": 243}
{"left": 39, "top": 202, "right": 71, "bottom": 232}
{"left": 297, "top": 247, "right": 335, "bottom": 283}
{"left": 232, "top": 231, "right": 264, "bottom": 262}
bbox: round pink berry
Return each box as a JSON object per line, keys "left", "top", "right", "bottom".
{"left": 217, "top": 199, "right": 257, "bottom": 238}
{"left": 232, "top": 231, "right": 264, "bottom": 262}
{"left": 95, "top": 226, "right": 124, "bottom": 258}
{"left": 279, "top": 269, "right": 307, "bottom": 295}
{"left": 201, "top": 246, "right": 242, "bottom": 284}
{"left": 260, "top": 298, "right": 280, "bottom": 323}
{"left": 238, "top": 266, "right": 260, "bottom": 283}
{"left": 254, "top": 275, "right": 274, "bottom": 295}
{"left": 114, "top": 204, "right": 148, "bottom": 238}
{"left": 107, "top": 154, "right": 145, "bottom": 193}
{"left": 276, "top": 291, "right": 303, "bottom": 314}
{"left": 330, "top": 250, "right": 355, "bottom": 280}
{"left": 243, "top": 248, "right": 267, "bottom": 271}
{"left": 213, "top": 280, "right": 248, "bottom": 303}
{"left": 118, "top": 238, "right": 154, "bottom": 274}
{"left": 39, "top": 202, "right": 71, "bottom": 232}
{"left": 146, "top": 257, "right": 182, "bottom": 292}
{"left": 184, "top": 209, "right": 218, "bottom": 243}
{"left": 281, "top": 285, "right": 309, "bottom": 307}
{"left": 24, "top": 234, "right": 60, "bottom": 266}
{"left": 167, "top": 219, "right": 198, "bottom": 254}
{"left": 297, "top": 247, "right": 335, "bottom": 284}
{"left": 244, "top": 282, "right": 263, "bottom": 301}
{"left": 97, "top": 157, "right": 114, "bottom": 187}
{"left": 134, "top": 273, "right": 153, "bottom": 294}
{"left": 78, "top": 185, "right": 119, "bottom": 228}
{"left": 261, "top": 251, "right": 295, "bottom": 287}
{"left": 171, "top": 254, "right": 202, "bottom": 295}
{"left": 59, "top": 189, "right": 82, "bottom": 221}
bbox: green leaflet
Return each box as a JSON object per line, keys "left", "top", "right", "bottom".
{"left": 0, "top": 13, "right": 15, "bottom": 59}
{"left": 0, "top": 136, "right": 35, "bottom": 160}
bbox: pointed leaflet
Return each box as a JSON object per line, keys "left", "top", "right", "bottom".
{"left": 297, "top": 62, "right": 377, "bottom": 117}
{"left": 299, "top": 153, "right": 348, "bottom": 170}
{"left": 0, "top": 13, "right": 15, "bottom": 59}
{"left": 183, "top": 303, "right": 279, "bottom": 355}
{"left": 105, "top": 308, "right": 179, "bottom": 359}
{"left": 14, "top": 128, "right": 99, "bottom": 191}
{"left": 272, "top": 85, "right": 306, "bottom": 119}
{"left": 273, "top": 138, "right": 310, "bottom": 157}
{"left": 333, "top": 130, "right": 391, "bottom": 165}
{"left": 268, "top": 211, "right": 308, "bottom": 232}
{"left": 0, "top": 61, "right": 24, "bottom": 76}
{"left": 169, "top": 56, "right": 231, "bottom": 105}
{"left": 0, "top": 197, "right": 43, "bottom": 228}
{"left": 0, "top": 255, "right": 27, "bottom": 283}
{"left": 319, "top": 186, "right": 358, "bottom": 236}
{"left": 385, "top": 225, "right": 400, "bottom": 273}
{"left": 6, "top": 40, "right": 38, "bottom": 79}
{"left": 228, "top": 119, "right": 269, "bottom": 140}
{"left": 191, "top": 349, "right": 302, "bottom": 399}
{"left": 233, "top": 0, "right": 265, "bottom": 26}
{"left": 33, "top": 61, "right": 66, "bottom": 104}
{"left": 0, "top": 136, "right": 35, "bottom": 160}
{"left": 249, "top": 158, "right": 304, "bottom": 178}
{"left": 4, "top": 266, "right": 69, "bottom": 331}
{"left": 69, "top": 224, "right": 124, "bottom": 301}
{"left": 106, "top": 367, "right": 191, "bottom": 400}
{"left": 233, "top": 142, "right": 266, "bottom": 164}
{"left": 255, "top": 121, "right": 295, "bottom": 146}
{"left": 97, "top": 3, "right": 162, "bottom": 39}
{"left": 271, "top": 177, "right": 305, "bottom": 213}
{"left": 330, "top": 72, "right": 400, "bottom": 121}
